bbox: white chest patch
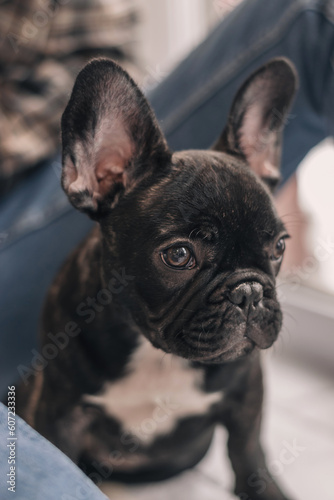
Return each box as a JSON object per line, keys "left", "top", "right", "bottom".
{"left": 83, "top": 338, "right": 222, "bottom": 444}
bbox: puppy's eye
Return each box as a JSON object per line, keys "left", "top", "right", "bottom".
{"left": 161, "top": 246, "right": 196, "bottom": 269}
{"left": 271, "top": 238, "right": 286, "bottom": 261}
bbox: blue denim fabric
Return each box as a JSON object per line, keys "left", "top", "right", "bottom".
{"left": 149, "top": 0, "right": 334, "bottom": 181}
{"left": 0, "top": 0, "right": 333, "bottom": 497}
{"left": 0, "top": 403, "right": 107, "bottom": 500}
{"left": 0, "top": 157, "right": 94, "bottom": 397}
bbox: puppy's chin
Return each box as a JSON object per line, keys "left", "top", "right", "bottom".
{"left": 159, "top": 322, "right": 279, "bottom": 364}
{"left": 172, "top": 337, "right": 257, "bottom": 364}
{"left": 195, "top": 338, "right": 257, "bottom": 364}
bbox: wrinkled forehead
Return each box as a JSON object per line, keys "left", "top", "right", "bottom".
{"left": 172, "top": 149, "right": 253, "bottom": 195}
{"left": 138, "top": 149, "right": 282, "bottom": 239}
{"left": 141, "top": 149, "right": 269, "bottom": 210}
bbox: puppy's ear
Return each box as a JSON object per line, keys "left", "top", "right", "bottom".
{"left": 214, "top": 58, "right": 298, "bottom": 190}
{"left": 61, "top": 58, "right": 171, "bottom": 217}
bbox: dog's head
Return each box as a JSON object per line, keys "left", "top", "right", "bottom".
{"left": 61, "top": 58, "right": 297, "bottom": 363}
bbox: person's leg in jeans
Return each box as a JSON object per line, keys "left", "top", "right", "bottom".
{"left": 1, "top": 1, "right": 334, "bottom": 497}
{"left": 0, "top": 402, "right": 108, "bottom": 500}
{"left": 150, "top": 0, "right": 334, "bottom": 184}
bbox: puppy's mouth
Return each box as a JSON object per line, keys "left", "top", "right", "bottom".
{"left": 192, "top": 336, "right": 257, "bottom": 364}
{"left": 145, "top": 276, "right": 282, "bottom": 364}
{"left": 164, "top": 315, "right": 280, "bottom": 364}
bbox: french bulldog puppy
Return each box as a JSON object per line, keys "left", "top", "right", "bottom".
{"left": 17, "top": 57, "right": 297, "bottom": 500}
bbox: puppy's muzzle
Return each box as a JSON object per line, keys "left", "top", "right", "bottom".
{"left": 227, "top": 281, "right": 264, "bottom": 310}
{"left": 224, "top": 275, "right": 280, "bottom": 349}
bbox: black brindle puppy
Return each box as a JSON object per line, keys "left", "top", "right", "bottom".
{"left": 17, "top": 57, "right": 298, "bottom": 500}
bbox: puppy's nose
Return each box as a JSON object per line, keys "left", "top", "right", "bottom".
{"left": 228, "top": 282, "right": 263, "bottom": 308}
